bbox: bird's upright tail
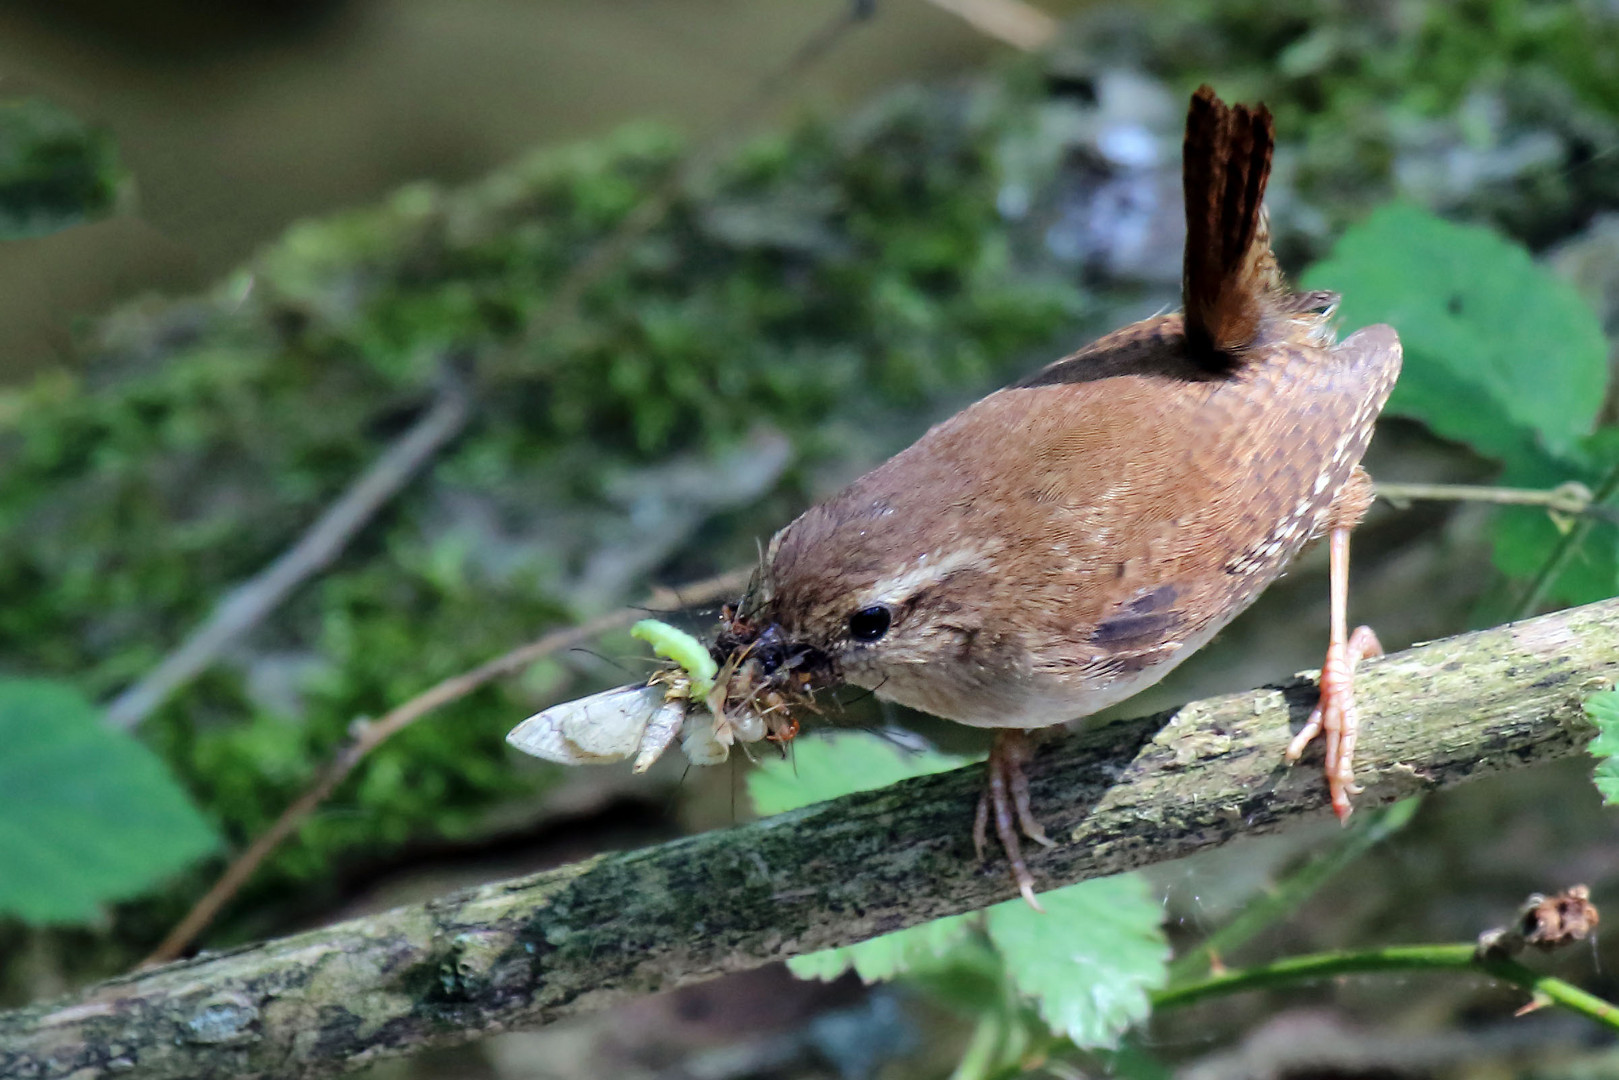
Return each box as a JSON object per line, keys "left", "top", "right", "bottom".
{"left": 1180, "top": 85, "right": 1285, "bottom": 366}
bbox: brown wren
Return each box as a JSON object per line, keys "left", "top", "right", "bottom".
{"left": 728, "top": 87, "right": 1402, "bottom": 907}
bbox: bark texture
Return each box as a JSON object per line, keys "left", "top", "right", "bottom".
{"left": 3, "top": 598, "right": 1616, "bottom": 1080}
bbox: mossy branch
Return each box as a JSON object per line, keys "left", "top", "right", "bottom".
{"left": 4, "top": 597, "right": 1617, "bottom": 1080}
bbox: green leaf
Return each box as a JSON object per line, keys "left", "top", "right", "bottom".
{"left": 0, "top": 98, "right": 125, "bottom": 240}
{"left": 985, "top": 873, "right": 1169, "bottom": 1050}
{"left": 1303, "top": 204, "right": 1609, "bottom": 463}
{"left": 747, "top": 729, "right": 976, "bottom": 815}
{"left": 751, "top": 731, "right": 980, "bottom": 981}
{"left": 0, "top": 678, "right": 218, "bottom": 923}
{"left": 787, "top": 910, "right": 978, "bottom": 982}
{"left": 1587, "top": 690, "right": 1619, "bottom": 805}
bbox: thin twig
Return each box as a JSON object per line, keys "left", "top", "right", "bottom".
{"left": 103, "top": 382, "right": 473, "bottom": 731}
{"left": 1152, "top": 944, "right": 1619, "bottom": 1031}
{"left": 142, "top": 566, "right": 753, "bottom": 966}
{"left": 920, "top": 0, "right": 1059, "bottom": 50}
{"left": 1375, "top": 480, "right": 1619, "bottom": 523}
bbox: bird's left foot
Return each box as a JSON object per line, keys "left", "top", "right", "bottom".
{"left": 1285, "top": 625, "right": 1383, "bottom": 820}
{"left": 973, "top": 729, "right": 1056, "bottom": 910}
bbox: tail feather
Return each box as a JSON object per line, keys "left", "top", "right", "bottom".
{"left": 1181, "top": 85, "right": 1280, "bottom": 366}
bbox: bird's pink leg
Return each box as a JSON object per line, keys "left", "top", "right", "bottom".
{"left": 973, "top": 729, "right": 1056, "bottom": 910}
{"left": 1284, "top": 527, "right": 1382, "bottom": 820}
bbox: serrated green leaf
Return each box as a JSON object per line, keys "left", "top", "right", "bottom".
{"left": 753, "top": 731, "right": 980, "bottom": 981}
{"left": 1303, "top": 204, "right": 1608, "bottom": 463}
{"left": 1587, "top": 690, "right": 1619, "bottom": 805}
{"left": 787, "top": 910, "right": 978, "bottom": 982}
{"left": 747, "top": 730, "right": 977, "bottom": 815}
{"left": 985, "top": 873, "right": 1169, "bottom": 1050}
{"left": 0, "top": 678, "right": 218, "bottom": 923}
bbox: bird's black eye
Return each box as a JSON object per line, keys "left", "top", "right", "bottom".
{"left": 848, "top": 605, "right": 892, "bottom": 643}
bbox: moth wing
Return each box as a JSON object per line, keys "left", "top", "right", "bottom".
{"left": 507, "top": 710, "right": 594, "bottom": 763}
{"left": 506, "top": 683, "right": 657, "bottom": 764}
{"left": 562, "top": 684, "right": 660, "bottom": 758}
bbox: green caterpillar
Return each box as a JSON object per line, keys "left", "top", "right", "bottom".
{"left": 631, "top": 619, "right": 718, "bottom": 698}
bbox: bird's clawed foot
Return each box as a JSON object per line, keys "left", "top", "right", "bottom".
{"left": 973, "top": 729, "right": 1056, "bottom": 910}
{"left": 1285, "top": 624, "right": 1382, "bottom": 820}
